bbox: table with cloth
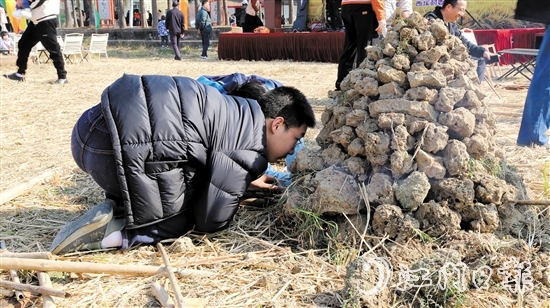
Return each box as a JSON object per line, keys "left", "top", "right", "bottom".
{"left": 217, "top": 32, "right": 345, "bottom": 63}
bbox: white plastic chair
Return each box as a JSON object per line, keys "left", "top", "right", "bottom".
{"left": 62, "top": 33, "right": 84, "bottom": 63}
{"left": 83, "top": 33, "right": 109, "bottom": 62}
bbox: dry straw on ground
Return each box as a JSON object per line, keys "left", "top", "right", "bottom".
{"left": 1, "top": 46, "right": 549, "bottom": 307}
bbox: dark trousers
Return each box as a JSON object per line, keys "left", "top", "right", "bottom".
{"left": 170, "top": 34, "right": 181, "bottom": 59}
{"left": 336, "top": 4, "right": 377, "bottom": 90}
{"left": 17, "top": 19, "right": 66, "bottom": 79}
{"left": 71, "top": 105, "right": 199, "bottom": 249}
{"left": 327, "top": 0, "right": 343, "bottom": 30}
{"left": 200, "top": 31, "right": 210, "bottom": 57}
{"left": 160, "top": 35, "right": 168, "bottom": 47}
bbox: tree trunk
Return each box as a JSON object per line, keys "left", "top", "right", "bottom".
{"left": 216, "top": 0, "right": 221, "bottom": 26}
{"left": 64, "top": 0, "right": 74, "bottom": 27}
{"left": 85, "top": 0, "right": 94, "bottom": 28}
{"left": 152, "top": 0, "right": 158, "bottom": 28}
{"left": 289, "top": 0, "right": 294, "bottom": 24}
{"left": 117, "top": 0, "right": 127, "bottom": 28}
{"left": 223, "top": 0, "right": 228, "bottom": 25}
{"left": 140, "top": 0, "right": 146, "bottom": 28}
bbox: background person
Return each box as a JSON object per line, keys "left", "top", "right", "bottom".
{"left": 157, "top": 15, "right": 168, "bottom": 48}
{"left": 0, "top": 30, "right": 14, "bottom": 54}
{"left": 335, "top": 0, "right": 386, "bottom": 91}
{"left": 515, "top": 0, "right": 550, "bottom": 148}
{"left": 384, "top": 0, "right": 412, "bottom": 25}
{"left": 195, "top": 0, "right": 212, "bottom": 59}
{"left": 165, "top": 0, "right": 185, "bottom": 60}
{"left": 3, "top": 0, "right": 67, "bottom": 84}
{"left": 49, "top": 74, "right": 316, "bottom": 254}
{"left": 424, "top": 0, "right": 491, "bottom": 84}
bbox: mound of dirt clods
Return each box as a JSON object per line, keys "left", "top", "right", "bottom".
{"left": 280, "top": 12, "right": 550, "bottom": 307}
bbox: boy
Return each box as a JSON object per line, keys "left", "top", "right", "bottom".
{"left": 157, "top": 15, "right": 168, "bottom": 48}
{"left": 50, "top": 74, "right": 315, "bottom": 254}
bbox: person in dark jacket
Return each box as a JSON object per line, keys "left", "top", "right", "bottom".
{"left": 515, "top": 0, "right": 550, "bottom": 147}
{"left": 195, "top": 0, "right": 212, "bottom": 59}
{"left": 165, "top": 0, "right": 185, "bottom": 60}
{"left": 424, "top": 0, "right": 491, "bottom": 84}
{"left": 49, "top": 74, "right": 316, "bottom": 254}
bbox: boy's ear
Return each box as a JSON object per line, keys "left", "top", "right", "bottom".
{"left": 268, "top": 117, "right": 285, "bottom": 133}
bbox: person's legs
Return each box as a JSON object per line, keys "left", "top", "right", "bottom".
{"left": 200, "top": 31, "right": 210, "bottom": 57}
{"left": 37, "top": 19, "right": 67, "bottom": 80}
{"left": 15, "top": 21, "right": 39, "bottom": 75}
{"left": 517, "top": 26, "right": 550, "bottom": 146}
{"left": 71, "top": 105, "right": 121, "bottom": 199}
{"left": 336, "top": 5, "right": 357, "bottom": 90}
{"left": 352, "top": 4, "right": 376, "bottom": 68}
{"left": 170, "top": 34, "right": 181, "bottom": 59}
{"left": 473, "top": 56, "right": 486, "bottom": 85}
{"left": 122, "top": 208, "right": 195, "bottom": 249}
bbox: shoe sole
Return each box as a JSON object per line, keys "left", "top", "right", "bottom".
{"left": 50, "top": 200, "right": 114, "bottom": 254}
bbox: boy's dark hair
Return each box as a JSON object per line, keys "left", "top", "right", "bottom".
{"left": 0, "top": 31, "right": 8, "bottom": 38}
{"left": 172, "top": 0, "right": 179, "bottom": 7}
{"left": 201, "top": 0, "right": 209, "bottom": 5}
{"left": 161, "top": 15, "right": 166, "bottom": 20}
{"left": 229, "top": 79, "right": 268, "bottom": 101}
{"left": 258, "top": 87, "right": 316, "bottom": 128}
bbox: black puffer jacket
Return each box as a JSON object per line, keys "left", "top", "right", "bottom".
{"left": 425, "top": 7, "right": 486, "bottom": 58}
{"left": 100, "top": 74, "right": 268, "bottom": 231}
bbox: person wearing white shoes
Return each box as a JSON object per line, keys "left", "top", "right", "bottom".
{"left": 196, "top": 0, "right": 212, "bottom": 59}
{"left": 3, "top": 0, "right": 67, "bottom": 84}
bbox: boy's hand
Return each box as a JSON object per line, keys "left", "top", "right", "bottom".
{"left": 249, "top": 174, "right": 281, "bottom": 191}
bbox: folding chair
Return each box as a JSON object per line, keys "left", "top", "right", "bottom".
{"left": 83, "top": 33, "right": 109, "bottom": 62}
{"left": 62, "top": 33, "right": 84, "bottom": 64}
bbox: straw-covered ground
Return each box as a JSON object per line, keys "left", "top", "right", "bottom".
{"left": 1, "top": 45, "right": 549, "bottom": 307}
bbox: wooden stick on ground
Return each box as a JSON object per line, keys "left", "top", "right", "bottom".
{"left": 0, "top": 257, "right": 214, "bottom": 277}
{"left": 151, "top": 282, "right": 176, "bottom": 308}
{"left": 0, "top": 169, "right": 56, "bottom": 205}
{"left": 1, "top": 241, "right": 25, "bottom": 301}
{"left": 0, "top": 252, "right": 53, "bottom": 259}
{"left": 0, "top": 280, "right": 69, "bottom": 298}
{"left": 37, "top": 272, "right": 56, "bottom": 308}
{"left": 157, "top": 243, "right": 185, "bottom": 308}
{"left": 516, "top": 200, "right": 550, "bottom": 206}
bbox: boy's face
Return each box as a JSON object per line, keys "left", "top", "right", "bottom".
{"left": 266, "top": 117, "right": 307, "bottom": 163}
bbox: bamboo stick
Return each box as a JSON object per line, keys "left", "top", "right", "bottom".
{"left": 0, "top": 257, "right": 214, "bottom": 277}
{"left": 0, "top": 257, "right": 166, "bottom": 276}
{"left": 0, "top": 170, "right": 56, "bottom": 205}
{"left": 37, "top": 272, "right": 56, "bottom": 308}
{"left": 0, "top": 252, "right": 53, "bottom": 259}
{"left": 516, "top": 200, "right": 550, "bottom": 206}
{"left": 1, "top": 241, "right": 25, "bottom": 301}
{"left": 151, "top": 282, "right": 176, "bottom": 308}
{"left": 157, "top": 243, "right": 185, "bottom": 308}
{"left": 0, "top": 280, "right": 69, "bottom": 298}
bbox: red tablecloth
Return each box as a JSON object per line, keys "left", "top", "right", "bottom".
{"left": 217, "top": 28, "right": 545, "bottom": 64}
{"left": 218, "top": 32, "right": 345, "bottom": 63}
{"left": 474, "top": 28, "right": 545, "bottom": 64}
